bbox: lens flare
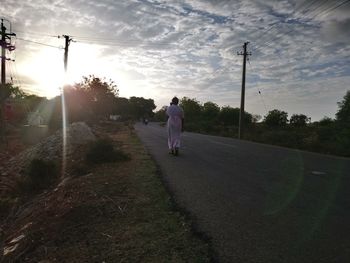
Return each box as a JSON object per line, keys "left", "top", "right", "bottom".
{"left": 61, "top": 86, "right": 67, "bottom": 177}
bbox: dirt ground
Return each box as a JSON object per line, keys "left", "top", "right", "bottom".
{"left": 0, "top": 122, "right": 210, "bottom": 262}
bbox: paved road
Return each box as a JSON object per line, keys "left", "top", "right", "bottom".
{"left": 135, "top": 122, "right": 350, "bottom": 263}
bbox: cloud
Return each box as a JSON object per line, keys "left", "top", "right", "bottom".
{"left": 321, "top": 18, "right": 350, "bottom": 43}
{"left": 1, "top": 0, "right": 349, "bottom": 120}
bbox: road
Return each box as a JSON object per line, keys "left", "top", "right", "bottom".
{"left": 134, "top": 122, "right": 350, "bottom": 263}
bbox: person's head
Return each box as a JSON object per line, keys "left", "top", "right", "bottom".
{"left": 171, "top": 97, "right": 179, "bottom": 105}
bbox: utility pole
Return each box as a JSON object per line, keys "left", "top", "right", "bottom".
{"left": 60, "top": 35, "right": 73, "bottom": 177}
{"left": 62, "top": 35, "right": 73, "bottom": 72}
{"left": 237, "top": 42, "right": 251, "bottom": 139}
{"left": 1, "top": 21, "right": 5, "bottom": 85}
{"left": 0, "top": 18, "right": 15, "bottom": 141}
{"left": 1, "top": 19, "right": 15, "bottom": 85}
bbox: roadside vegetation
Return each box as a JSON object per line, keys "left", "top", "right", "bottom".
{"left": 0, "top": 78, "right": 211, "bottom": 261}
{"left": 3, "top": 76, "right": 349, "bottom": 158}
{"left": 154, "top": 91, "right": 350, "bottom": 157}
{"left": 0, "top": 122, "right": 210, "bottom": 261}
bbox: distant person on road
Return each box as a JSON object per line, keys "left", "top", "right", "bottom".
{"left": 166, "top": 97, "right": 184, "bottom": 156}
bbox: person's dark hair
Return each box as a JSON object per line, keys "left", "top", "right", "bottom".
{"left": 171, "top": 97, "right": 179, "bottom": 105}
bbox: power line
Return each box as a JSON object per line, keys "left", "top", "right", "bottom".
{"left": 74, "top": 38, "right": 177, "bottom": 48}
{"left": 252, "top": 0, "right": 348, "bottom": 53}
{"left": 317, "top": 0, "right": 350, "bottom": 17}
{"left": 13, "top": 29, "right": 57, "bottom": 38}
{"left": 258, "top": 90, "right": 268, "bottom": 114}
{"left": 246, "top": 55, "right": 269, "bottom": 115}
{"left": 247, "top": 0, "right": 312, "bottom": 45}
{"left": 16, "top": 37, "right": 63, "bottom": 49}
{"left": 252, "top": 0, "right": 349, "bottom": 54}
{"left": 249, "top": 0, "right": 322, "bottom": 52}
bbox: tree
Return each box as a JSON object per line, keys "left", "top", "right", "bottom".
{"left": 0, "top": 84, "right": 37, "bottom": 126}
{"left": 317, "top": 116, "right": 334, "bottom": 126}
{"left": 179, "top": 97, "right": 202, "bottom": 122}
{"left": 76, "top": 75, "right": 119, "bottom": 118}
{"left": 154, "top": 106, "right": 167, "bottom": 122}
{"left": 218, "top": 106, "right": 252, "bottom": 126}
{"left": 336, "top": 90, "right": 350, "bottom": 125}
{"left": 218, "top": 106, "right": 239, "bottom": 126}
{"left": 334, "top": 91, "right": 350, "bottom": 156}
{"left": 264, "top": 109, "right": 288, "bottom": 127}
{"left": 202, "top": 101, "right": 220, "bottom": 120}
{"left": 63, "top": 85, "right": 93, "bottom": 122}
{"left": 128, "top": 97, "right": 156, "bottom": 120}
{"left": 290, "top": 114, "right": 311, "bottom": 127}
{"left": 113, "top": 97, "right": 130, "bottom": 116}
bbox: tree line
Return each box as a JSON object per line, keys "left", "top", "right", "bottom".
{"left": 154, "top": 92, "right": 350, "bottom": 157}
{"left": 1, "top": 76, "right": 349, "bottom": 157}
{"left": 2, "top": 75, "right": 156, "bottom": 129}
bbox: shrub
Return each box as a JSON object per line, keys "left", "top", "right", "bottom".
{"left": 86, "top": 138, "right": 130, "bottom": 164}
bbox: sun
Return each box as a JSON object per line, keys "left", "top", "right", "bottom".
{"left": 20, "top": 47, "right": 65, "bottom": 98}
{"left": 19, "top": 41, "right": 136, "bottom": 98}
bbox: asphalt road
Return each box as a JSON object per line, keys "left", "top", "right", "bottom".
{"left": 134, "top": 122, "right": 350, "bottom": 263}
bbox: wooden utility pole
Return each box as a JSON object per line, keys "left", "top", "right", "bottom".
{"left": 63, "top": 35, "right": 73, "bottom": 72}
{"left": 237, "top": 42, "right": 251, "bottom": 139}
{"left": 0, "top": 18, "right": 15, "bottom": 141}
{"left": 1, "top": 20, "right": 5, "bottom": 85}
{"left": 0, "top": 19, "right": 15, "bottom": 85}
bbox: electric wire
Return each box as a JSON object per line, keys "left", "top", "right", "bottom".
{"left": 252, "top": 0, "right": 348, "bottom": 53}
{"left": 249, "top": 0, "right": 323, "bottom": 52}
{"left": 252, "top": 0, "right": 349, "bottom": 53}
{"left": 16, "top": 37, "right": 63, "bottom": 49}
{"left": 317, "top": 0, "right": 350, "bottom": 17}
{"left": 13, "top": 29, "right": 58, "bottom": 38}
{"left": 247, "top": 57, "right": 268, "bottom": 114}
{"left": 258, "top": 90, "right": 268, "bottom": 114}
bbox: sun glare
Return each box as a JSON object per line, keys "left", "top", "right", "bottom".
{"left": 19, "top": 42, "right": 143, "bottom": 99}
{"left": 20, "top": 47, "right": 64, "bottom": 98}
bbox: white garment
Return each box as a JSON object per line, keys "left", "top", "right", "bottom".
{"left": 166, "top": 105, "right": 184, "bottom": 149}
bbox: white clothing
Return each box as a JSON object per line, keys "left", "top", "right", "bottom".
{"left": 166, "top": 105, "right": 184, "bottom": 149}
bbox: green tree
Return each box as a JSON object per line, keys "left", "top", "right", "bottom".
{"left": 64, "top": 85, "right": 93, "bottom": 122}
{"left": 76, "top": 75, "right": 119, "bottom": 118}
{"left": 317, "top": 116, "right": 334, "bottom": 126}
{"left": 154, "top": 106, "right": 167, "bottom": 122}
{"left": 113, "top": 97, "right": 131, "bottom": 117}
{"left": 264, "top": 109, "right": 288, "bottom": 127}
{"left": 1, "top": 84, "right": 25, "bottom": 128}
{"left": 334, "top": 91, "right": 350, "bottom": 156}
{"left": 129, "top": 97, "right": 156, "bottom": 120}
{"left": 179, "top": 97, "right": 202, "bottom": 122}
{"left": 0, "top": 83, "right": 27, "bottom": 100}
{"left": 219, "top": 107, "right": 238, "bottom": 126}
{"left": 218, "top": 106, "right": 252, "bottom": 126}
{"left": 336, "top": 90, "right": 350, "bottom": 125}
{"left": 0, "top": 84, "right": 44, "bottom": 125}
{"left": 0, "top": 83, "right": 12, "bottom": 103}
{"left": 290, "top": 114, "right": 311, "bottom": 127}
{"left": 202, "top": 101, "right": 220, "bottom": 120}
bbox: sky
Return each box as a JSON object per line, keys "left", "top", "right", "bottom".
{"left": 1, "top": 0, "right": 350, "bottom": 121}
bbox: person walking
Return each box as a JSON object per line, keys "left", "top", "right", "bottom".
{"left": 166, "top": 97, "right": 184, "bottom": 156}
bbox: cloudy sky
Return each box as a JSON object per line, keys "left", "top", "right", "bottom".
{"left": 1, "top": 0, "right": 350, "bottom": 120}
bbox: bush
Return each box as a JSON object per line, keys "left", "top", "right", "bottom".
{"left": 86, "top": 138, "right": 130, "bottom": 164}
{"left": 27, "top": 159, "right": 57, "bottom": 191}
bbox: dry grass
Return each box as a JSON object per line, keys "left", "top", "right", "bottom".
{"left": 0, "top": 122, "right": 210, "bottom": 262}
